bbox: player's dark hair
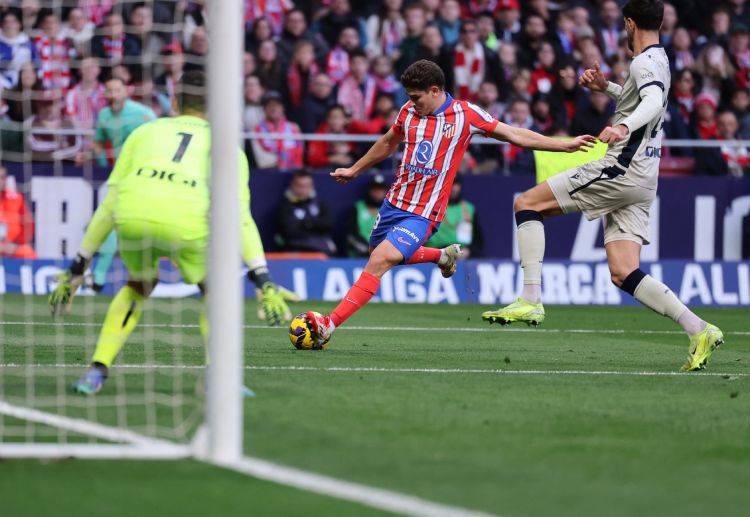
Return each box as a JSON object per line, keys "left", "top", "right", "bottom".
{"left": 622, "top": 0, "right": 664, "bottom": 31}
{"left": 400, "top": 59, "right": 445, "bottom": 91}
{"left": 180, "top": 70, "right": 206, "bottom": 113}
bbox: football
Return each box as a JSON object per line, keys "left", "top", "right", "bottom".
{"left": 288, "top": 312, "right": 330, "bottom": 350}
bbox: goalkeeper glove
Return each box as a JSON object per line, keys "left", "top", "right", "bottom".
{"left": 248, "top": 265, "right": 296, "bottom": 326}
{"left": 258, "top": 282, "right": 292, "bottom": 326}
{"left": 255, "top": 284, "right": 298, "bottom": 323}
{"left": 48, "top": 253, "right": 90, "bottom": 316}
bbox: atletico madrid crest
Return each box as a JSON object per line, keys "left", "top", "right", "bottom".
{"left": 442, "top": 123, "right": 455, "bottom": 139}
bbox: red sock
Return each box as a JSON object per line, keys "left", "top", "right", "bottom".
{"left": 330, "top": 271, "right": 380, "bottom": 327}
{"left": 404, "top": 246, "right": 442, "bottom": 265}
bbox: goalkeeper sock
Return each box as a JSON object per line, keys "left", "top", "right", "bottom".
{"left": 516, "top": 210, "right": 545, "bottom": 304}
{"left": 404, "top": 247, "right": 442, "bottom": 265}
{"left": 91, "top": 285, "right": 144, "bottom": 368}
{"left": 330, "top": 271, "right": 380, "bottom": 327}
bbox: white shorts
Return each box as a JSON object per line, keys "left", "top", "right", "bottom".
{"left": 546, "top": 158, "right": 656, "bottom": 245}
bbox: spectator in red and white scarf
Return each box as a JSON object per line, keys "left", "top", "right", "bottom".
{"left": 337, "top": 50, "right": 377, "bottom": 122}
{"left": 365, "top": 0, "right": 405, "bottom": 58}
{"left": 244, "top": 0, "right": 294, "bottom": 37}
{"left": 78, "top": 0, "right": 114, "bottom": 26}
{"left": 453, "top": 19, "right": 486, "bottom": 102}
{"left": 251, "top": 90, "right": 303, "bottom": 171}
{"left": 285, "top": 40, "right": 319, "bottom": 110}
{"left": 33, "top": 9, "right": 76, "bottom": 91}
{"left": 65, "top": 56, "right": 106, "bottom": 138}
{"left": 325, "top": 25, "right": 360, "bottom": 86}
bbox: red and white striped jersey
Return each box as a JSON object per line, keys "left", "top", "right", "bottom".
{"left": 387, "top": 94, "right": 499, "bottom": 222}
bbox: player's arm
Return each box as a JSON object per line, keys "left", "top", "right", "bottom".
{"left": 599, "top": 61, "right": 664, "bottom": 144}
{"left": 490, "top": 121, "right": 597, "bottom": 153}
{"left": 330, "top": 127, "right": 404, "bottom": 184}
{"left": 76, "top": 124, "right": 139, "bottom": 257}
{"left": 49, "top": 127, "right": 141, "bottom": 315}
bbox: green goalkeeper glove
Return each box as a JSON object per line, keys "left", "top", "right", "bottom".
{"left": 248, "top": 265, "right": 296, "bottom": 325}
{"left": 48, "top": 253, "right": 90, "bottom": 317}
{"left": 255, "top": 284, "right": 298, "bottom": 323}
{"left": 258, "top": 282, "right": 291, "bottom": 326}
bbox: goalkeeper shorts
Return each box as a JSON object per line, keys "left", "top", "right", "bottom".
{"left": 115, "top": 219, "right": 207, "bottom": 285}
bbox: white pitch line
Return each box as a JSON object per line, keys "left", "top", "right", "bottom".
{"left": 0, "top": 402, "right": 497, "bottom": 516}
{"left": 2, "top": 320, "right": 750, "bottom": 336}
{"left": 1, "top": 363, "right": 746, "bottom": 378}
{"left": 228, "top": 455, "right": 498, "bottom": 517}
{"left": 0, "top": 400, "right": 186, "bottom": 449}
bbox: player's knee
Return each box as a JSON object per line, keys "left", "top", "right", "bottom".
{"left": 365, "top": 248, "right": 400, "bottom": 278}
{"left": 609, "top": 268, "right": 632, "bottom": 288}
{"left": 513, "top": 193, "right": 531, "bottom": 212}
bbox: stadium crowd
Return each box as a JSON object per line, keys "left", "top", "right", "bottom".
{"left": 0, "top": 1, "right": 746, "bottom": 259}
{"left": 0, "top": 1, "right": 749, "bottom": 176}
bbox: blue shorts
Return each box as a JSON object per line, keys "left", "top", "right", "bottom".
{"left": 369, "top": 200, "right": 440, "bottom": 261}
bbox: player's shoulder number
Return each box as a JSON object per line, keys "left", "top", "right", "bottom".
{"left": 172, "top": 132, "right": 193, "bottom": 163}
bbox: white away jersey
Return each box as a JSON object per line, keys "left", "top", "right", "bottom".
{"left": 608, "top": 44, "right": 671, "bottom": 189}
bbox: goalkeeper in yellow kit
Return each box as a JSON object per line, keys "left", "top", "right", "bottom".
{"left": 49, "top": 71, "right": 292, "bottom": 394}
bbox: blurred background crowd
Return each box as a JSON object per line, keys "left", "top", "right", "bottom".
{"left": 1, "top": 0, "right": 750, "bottom": 259}
{"left": 0, "top": 1, "right": 749, "bottom": 175}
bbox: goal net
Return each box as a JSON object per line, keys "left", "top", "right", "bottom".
{"left": 0, "top": 0, "right": 243, "bottom": 461}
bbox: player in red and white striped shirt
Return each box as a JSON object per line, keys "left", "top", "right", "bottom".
{"left": 306, "top": 60, "right": 595, "bottom": 346}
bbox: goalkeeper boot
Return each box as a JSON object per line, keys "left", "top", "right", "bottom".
{"left": 680, "top": 323, "right": 724, "bottom": 372}
{"left": 72, "top": 363, "right": 108, "bottom": 395}
{"left": 305, "top": 311, "right": 335, "bottom": 347}
{"left": 482, "top": 298, "right": 546, "bottom": 326}
{"left": 439, "top": 244, "right": 462, "bottom": 278}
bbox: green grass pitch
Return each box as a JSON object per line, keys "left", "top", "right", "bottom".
{"left": 1, "top": 293, "right": 749, "bottom": 516}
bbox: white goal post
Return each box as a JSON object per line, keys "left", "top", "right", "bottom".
{"left": 0, "top": 0, "right": 244, "bottom": 463}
